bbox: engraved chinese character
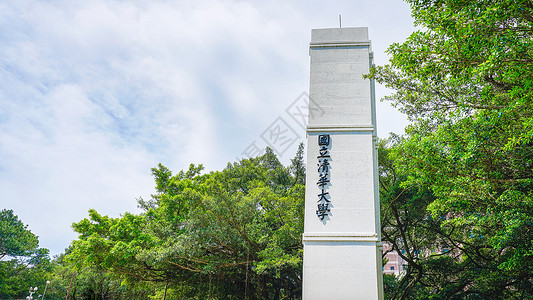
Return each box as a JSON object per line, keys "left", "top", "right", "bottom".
{"left": 316, "top": 202, "right": 330, "bottom": 220}
{"left": 318, "top": 134, "right": 330, "bottom": 146}
{"left": 318, "top": 158, "right": 330, "bottom": 174}
{"left": 317, "top": 146, "right": 330, "bottom": 159}
{"left": 317, "top": 175, "right": 330, "bottom": 188}
{"left": 317, "top": 189, "right": 330, "bottom": 202}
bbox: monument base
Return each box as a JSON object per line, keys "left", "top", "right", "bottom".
{"left": 303, "top": 233, "right": 383, "bottom": 299}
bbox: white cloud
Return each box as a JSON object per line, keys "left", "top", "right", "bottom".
{"left": 0, "top": 0, "right": 414, "bottom": 255}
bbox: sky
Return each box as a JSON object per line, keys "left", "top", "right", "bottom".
{"left": 0, "top": 0, "right": 415, "bottom": 256}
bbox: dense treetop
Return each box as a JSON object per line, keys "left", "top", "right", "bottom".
{"left": 370, "top": 0, "right": 533, "bottom": 299}
{"left": 0, "top": 209, "right": 39, "bottom": 260}
{"left": 69, "top": 146, "right": 306, "bottom": 299}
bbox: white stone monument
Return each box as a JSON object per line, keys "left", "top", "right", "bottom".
{"left": 302, "top": 27, "right": 383, "bottom": 299}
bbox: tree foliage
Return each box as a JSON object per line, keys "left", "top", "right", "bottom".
{"left": 0, "top": 209, "right": 39, "bottom": 260}
{"left": 0, "top": 209, "right": 51, "bottom": 299}
{"left": 370, "top": 0, "right": 533, "bottom": 298}
{"left": 69, "top": 147, "right": 305, "bottom": 299}
{"left": 41, "top": 250, "right": 152, "bottom": 300}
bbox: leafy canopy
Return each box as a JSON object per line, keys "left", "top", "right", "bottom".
{"left": 70, "top": 145, "right": 306, "bottom": 299}
{"left": 0, "top": 209, "right": 39, "bottom": 260}
{"left": 0, "top": 209, "right": 51, "bottom": 299}
{"left": 370, "top": 0, "right": 533, "bottom": 299}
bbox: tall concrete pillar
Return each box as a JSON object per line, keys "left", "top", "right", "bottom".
{"left": 302, "top": 27, "right": 383, "bottom": 299}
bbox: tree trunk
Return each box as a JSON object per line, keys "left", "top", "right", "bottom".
{"left": 163, "top": 281, "right": 169, "bottom": 300}
{"left": 65, "top": 271, "right": 76, "bottom": 300}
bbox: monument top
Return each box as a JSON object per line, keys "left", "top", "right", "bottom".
{"left": 307, "top": 26, "right": 375, "bottom": 128}
{"left": 310, "top": 27, "right": 370, "bottom": 46}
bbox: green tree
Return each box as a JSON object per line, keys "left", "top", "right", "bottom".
{"left": 0, "top": 209, "right": 39, "bottom": 260}
{"left": 369, "top": 0, "right": 533, "bottom": 298}
{"left": 44, "top": 250, "right": 153, "bottom": 300}
{"left": 0, "top": 209, "right": 51, "bottom": 299}
{"left": 69, "top": 147, "right": 305, "bottom": 299}
{"left": 379, "top": 138, "right": 435, "bottom": 300}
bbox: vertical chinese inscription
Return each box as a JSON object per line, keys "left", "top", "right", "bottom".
{"left": 316, "top": 134, "right": 331, "bottom": 220}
